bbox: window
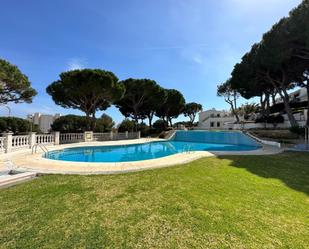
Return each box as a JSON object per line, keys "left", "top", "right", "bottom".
{"left": 217, "top": 113, "right": 220, "bottom": 117}
{"left": 217, "top": 122, "right": 221, "bottom": 127}
{"left": 210, "top": 114, "right": 215, "bottom": 118}
{"left": 210, "top": 122, "right": 214, "bottom": 127}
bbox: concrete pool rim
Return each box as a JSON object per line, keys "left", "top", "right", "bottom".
{"left": 1, "top": 138, "right": 283, "bottom": 175}
{"left": 43, "top": 139, "right": 262, "bottom": 163}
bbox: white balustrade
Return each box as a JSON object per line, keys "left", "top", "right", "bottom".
{"left": 114, "top": 132, "right": 127, "bottom": 140}
{"left": 93, "top": 132, "right": 112, "bottom": 141}
{"left": 36, "top": 134, "right": 54, "bottom": 144}
{"left": 1, "top": 131, "right": 141, "bottom": 153}
{"left": 128, "top": 132, "right": 140, "bottom": 139}
{"left": 11, "top": 135, "right": 30, "bottom": 149}
{"left": 60, "top": 133, "right": 84, "bottom": 144}
{"left": 0, "top": 137, "right": 5, "bottom": 153}
{"left": 93, "top": 132, "right": 139, "bottom": 141}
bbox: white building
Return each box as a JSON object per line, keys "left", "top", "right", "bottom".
{"left": 198, "top": 109, "right": 236, "bottom": 130}
{"left": 199, "top": 88, "right": 308, "bottom": 130}
{"left": 27, "top": 113, "right": 60, "bottom": 133}
{"left": 273, "top": 87, "right": 308, "bottom": 127}
{"left": 276, "top": 87, "right": 308, "bottom": 104}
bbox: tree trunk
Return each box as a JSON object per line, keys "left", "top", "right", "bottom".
{"left": 232, "top": 93, "right": 240, "bottom": 123}
{"left": 168, "top": 118, "right": 173, "bottom": 127}
{"left": 133, "top": 108, "right": 139, "bottom": 131}
{"left": 306, "top": 84, "right": 309, "bottom": 126}
{"left": 260, "top": 95, "right": 267, "bottom": 129}
{"left": 265, "top": 93, "right": 270, "bottom": 118}
{"left": 190, "top": 114, "right": 196, "bottom": 126}
{"left": 266, "top": 70, "right": 297, "bottom": 127}
{"left": 271, "top": 92, "right": 277, "bottom": 105}
{"left": 266, "top": 95, "right": 271, "bottom": 128}
{"left": 85, "top": 112, "right": 92, "bottom": 131}
{"left": 278, "top": 89, "right": 298, "bottom": 127}
{"left": 190, "top": 117, "right": 194, "bottom": 126}
{"left": 260, "top": 95, "right": 265, "bottom": 117}
{"left": 134, "top": 117, "right": 139, "bottom": 132}
{"left": 229, "top": 102, "right": 239, "bottom": 123}
{"left": 147, "top": 113, "right": 153, "bottom": 128}
{"left": 148, "top": 118, "right": 152, "bottom": 128}
{"left": 91, "top": 112, "right": 96, "bottom": 131}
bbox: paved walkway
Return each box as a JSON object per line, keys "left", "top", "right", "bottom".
{"left": 0, "top": 138, "right": 283, "bottom": 175}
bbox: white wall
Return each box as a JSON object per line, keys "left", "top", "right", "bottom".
{"left": 198, "top": 109, "right": 236, "bottom": 129}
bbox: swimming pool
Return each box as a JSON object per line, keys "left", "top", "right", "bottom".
{"left": 44, "top": 131, "right": 261, "bottom": 163}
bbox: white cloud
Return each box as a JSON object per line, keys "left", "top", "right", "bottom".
{"left": 193, "top": 55, "right": 203, "bottom": 64}
{"left": 67, "top": 58, "right": 87, "bottom": 70}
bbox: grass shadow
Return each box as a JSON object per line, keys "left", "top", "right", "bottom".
{"left": 217, "top": 152, "right": 309, "bottom": 196}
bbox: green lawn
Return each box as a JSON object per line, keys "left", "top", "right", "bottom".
{"left": 0, "top": 153, "right": 308, "bottom": 249}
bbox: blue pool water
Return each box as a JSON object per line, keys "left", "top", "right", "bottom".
{"left": 44, "top": 131, "right": 261, "bottom": 163}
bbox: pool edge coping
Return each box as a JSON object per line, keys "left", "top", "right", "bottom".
{"left": 1, "top": 138, "right": 283, "bottom": 175}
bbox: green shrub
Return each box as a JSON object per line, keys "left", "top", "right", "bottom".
{"left": 94, "top": 114, "right": 115, "bottom": 132}
{"left": 289, "top": 126, "right": 305, "bottom": 137}
{"left": 153, "top": 119, "right": 168, "bottom": 132}
{"left": 0, "top": 117, "right": 40, "bottom": 134}
{"left": 117, "top": 119, "right": 136, "bottom": 132}
{"left": 51, "top": 114, "right": 115, "bottom": 133}
{"left": 51, "top": 115, "right": 90, "bottom": 133}
{"left": 255, "top": 115, "right": 284, "bottom": 124}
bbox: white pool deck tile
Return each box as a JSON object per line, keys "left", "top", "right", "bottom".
{"left": 0, "top": 138, "right": 282, "bottom": 175}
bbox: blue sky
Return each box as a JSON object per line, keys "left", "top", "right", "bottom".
{"left": 0, "top": 0, "right": 302, "bottom": 124}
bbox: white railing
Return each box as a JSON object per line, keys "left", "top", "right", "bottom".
{"left": 1, "top": 131, "right": 141, "bottom": 153}
{"left": 93, "top": 132, "right": 139, "bottom": 141}
{"left": 36, "top": 134, "right": 54, "bottom": 144}
{"left": 60, "top": 133, "right": 84, "bottom": 144}
{"left": 93, "top": 132, "right": 112, "bottom": 141}
{"left": 127, "top": 132, "right": 140, "bottom": 139}
{"left": 0, "top": 137, "right": 5, "bottom": 153}
{"left": 114, "top": 132, "right": 128, "bottom": 140}
{"left": 113, "top": 132, "right": 139, "bottom": 140}
{"left": 12, "top": 135, "right": 29, "bottom": 149}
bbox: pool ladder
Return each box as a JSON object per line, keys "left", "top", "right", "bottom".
{"left": 32, "top": 143, "right": 49, "bottom": 154}
{"left": 182, "top": 144, "right": 193, "bottom": 154}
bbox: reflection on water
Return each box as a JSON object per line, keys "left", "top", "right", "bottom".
{"left": 45, "top": 141, "right": 260, "bottom": 163}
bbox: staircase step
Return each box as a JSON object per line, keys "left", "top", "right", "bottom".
{"left": 0, "top": 172, "right": 37, "bottom": 188}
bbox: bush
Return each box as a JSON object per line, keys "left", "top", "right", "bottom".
{"left": 51, "top": 115, "right": 91, "bottom": 133}
{"left": 251, "top": 129, "right": 299, "bottom": 140}
{"left": 255, "top": 115, "right": 284, "bottom": 124}
{"left": 153, "top": 119, "right": 168, "bottom": 132}
{"left": 0, "top": 117, "right": 40, "bottom": 134}
{"left": 117, "top": 119, "right": 136, "bottom": 132}
{"left": 137, "top": 123, "right": 150, "bottom": 137}
{"left": 173, "top": 121, "right": 196, "bottom": 128}
{"left": 289, "top": 126, "right": 305, "bottom": 137}
{"left": 51, "top": 114, "right": 115, "bottom": 133}
{"left": 94, "top": 114, "right": 115, "bottom": 132}
{"left": 268, "top": 115, "right": 285, "bottom": 124}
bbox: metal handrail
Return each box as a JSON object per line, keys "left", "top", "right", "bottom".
{"left": 182, "top": 144, "right": 193, "bottom": 154}
{"left": 32, "top": 143, "right": 49, "bottom": 154}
